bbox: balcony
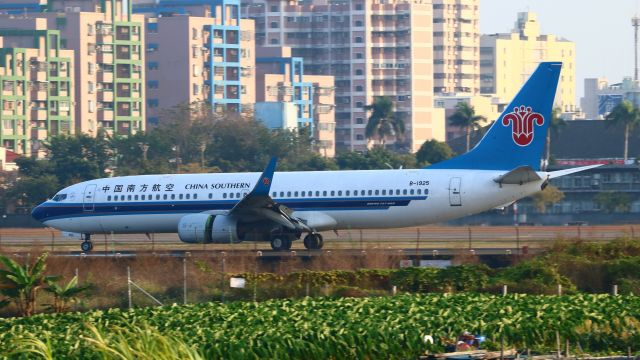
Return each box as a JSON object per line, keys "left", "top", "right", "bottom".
{"left": 97, "top": 71, "right": 113, "bottom": 83}
{"left": 31, "top": 90, "right": 48, "bottom": 101}
{"left": 30, "top": 109, "right": 48, "bottom": 120}
{"left": 98, "top": 91, "right": 113, "bottom": 102}
{"left": 97, "top": 52, "right": 114, "bottom": 64}
{"left": 98, "top": 108, "right": 114, "bottom": 121}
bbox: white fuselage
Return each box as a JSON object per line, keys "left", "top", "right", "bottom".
{"left": 33, "top": 168, "right": 546, "bottom": 235}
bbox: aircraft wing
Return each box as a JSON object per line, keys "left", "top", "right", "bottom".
{"left": 228, "top": 158, "right": 311, "bottom": 232}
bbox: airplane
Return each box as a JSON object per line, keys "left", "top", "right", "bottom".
{"left": 31, "top": 62, "right": 599, "bottom": 252}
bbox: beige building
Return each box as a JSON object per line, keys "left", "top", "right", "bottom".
{"left": 0, "top": 18, "right": 74, "bottom": 156}
{"left": 480, "top": 12, "right": 576, "bottom": 112}
{"left": 243, "top": 0, "right": 441, "bottom": 153}
{"left": 134, "top": 0, "right": 255, "bottom": 123}
{"left": 433, "top": 0, "right": 480, "bottom": 95}
{"left": 255, "top": 46, "right": 336, "bottom": 157}
{"left": 435, "top": 94, "right": 504, "bottom": 141}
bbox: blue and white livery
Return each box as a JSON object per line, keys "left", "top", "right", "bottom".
{"left": 32, "top": 62, "right": 597, "bottom": 251}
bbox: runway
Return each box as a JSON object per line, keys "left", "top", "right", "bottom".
{"left": 0, "top": 224, "right": 636, "bottom": 254}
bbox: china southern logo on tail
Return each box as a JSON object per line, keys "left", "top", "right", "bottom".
{"left": 502, "top": 105, "right": 545, "bottom": 147}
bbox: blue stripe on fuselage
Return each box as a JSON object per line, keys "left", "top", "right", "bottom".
{"left": 34, "top": 196, "right": 427, "bottom": 221}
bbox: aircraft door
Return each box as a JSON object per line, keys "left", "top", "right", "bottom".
{"left": 83, "top": 184, "right": 97, "bottom": 211}
{"left": 449, "top": 177, "right": 462, "bottom": 206}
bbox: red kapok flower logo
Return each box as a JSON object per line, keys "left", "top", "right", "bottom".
{"left": 501, "top": 105, "right": 545, "bottom": 147}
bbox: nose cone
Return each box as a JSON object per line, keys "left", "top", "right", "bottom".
{"left": 31, "top": 203, "right": 47, "bottom": 223}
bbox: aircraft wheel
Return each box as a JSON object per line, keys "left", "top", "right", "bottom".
{"left": 303, "top": 233, "right": 323, "bottom": 250}
{"left": 270, "top": 236, "right": 285, "bottom": 251}
{"left": 81, "top": 241, "right": 93, "bottom": 252}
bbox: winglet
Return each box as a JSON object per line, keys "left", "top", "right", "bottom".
{"left": 250, "top": 157, "right": 277, "bottom": 196}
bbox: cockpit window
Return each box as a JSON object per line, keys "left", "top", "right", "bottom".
{"left": 52, "top": 194, "right": 67, "bottom": 202}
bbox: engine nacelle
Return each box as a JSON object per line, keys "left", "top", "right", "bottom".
{"left": 177, "top": 213, "right": 241, "bottom": 244}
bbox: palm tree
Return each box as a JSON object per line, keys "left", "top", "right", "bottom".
{"left": 544, "top": 107, "right": 566, "bottom": 170}
{"left": 605, "top": 100, "right": 640, "bottom": 163}
{"left": 364, "top": 96, "right": 405, "bottom": 148}
{"left": 44, "top": 275, "right": 89, "bottom": 313}
{"left": 0, "top": 253, "right": 56, "bottom": 316}
{"left": 448, "top": 102, "right": 487, "bottom": 152}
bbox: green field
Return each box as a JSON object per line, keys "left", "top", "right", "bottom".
{"left": 1, "top": 293, "right": 640, "bottom": 359}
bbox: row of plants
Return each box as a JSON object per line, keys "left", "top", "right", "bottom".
{"left": 4, "top": 238, "right": 640, "bottom": 316}
{"left": 1, "top": 293, "right": 639, "bottom": 359}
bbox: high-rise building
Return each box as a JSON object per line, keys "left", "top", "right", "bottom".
{"left": 0, "top": 0, "right": 147, "bottom": 136}
{"left": 581, "top": 77, "right": 640, "bottom": 119}
{"left": 432, "top": 0, "right": 480, "bottom": 95}
{"left": 243, "top": 0, "right": 440, "bottom": 152}
{"left": 0, "top": 18, "right": 74, "bottom": 156}
{"left": 255, "top": 46, "right": 335, "bottom": 157}
{"left": 480, "top": 12, "right": 576, "bottom": 112}
{"left": 134, "top": 0, "right": 255, "bottom": 123}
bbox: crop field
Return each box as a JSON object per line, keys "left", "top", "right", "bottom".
{"left": 1, "top": 293, "right": 640, "bottom": 359}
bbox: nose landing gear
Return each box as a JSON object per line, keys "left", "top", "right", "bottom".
{"left": 80, "top": 234, "right": 93, "bottom": 252}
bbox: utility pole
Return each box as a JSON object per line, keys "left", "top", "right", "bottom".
{"left": 633, "top": 16, "right": 640, "bottom": 83}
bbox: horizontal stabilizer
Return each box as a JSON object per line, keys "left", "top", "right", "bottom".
{"left": 494, "top": 166, "right": 542, "bottom": 185}
{"left": 548, "top": 164, "right": 603, "bottom": 179}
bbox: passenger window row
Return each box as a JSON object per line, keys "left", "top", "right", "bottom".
{"left": 270, "top": 188, "right": 427, "bottom": 198}
{"left": 107, "top": 193, "right": 199, "bottom": 201}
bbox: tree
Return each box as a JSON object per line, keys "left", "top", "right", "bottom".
{"left": 44, "top": 275, "right": 89, "bottom": 313}
{"left": 448, "top": 102, "right": 487, "bottom": 152}
{"left": 416, "top": 140, "right": 454, "bottom": 166}
{"left": 45, "top": 131, "right": 111, "bottom": 186}
{"left": 594, "top": 191, "right": 631, "bottom": 213}
{"left": 605, "top": 100, "right": 640, "bottom": 163}
{"left": 530, "top": 185, "right": 564, "bottom": 213}
{"left": 0, "top": 253, "right": 57, "bottom": 316}
{"left": 364, "top": 96, "right": 406, "bottom": 148}
{"left": 5, "top": 175, "right": 60, "bottom": 210}
{"left": 544, "top": 107, "right": 566, "bottom": 170}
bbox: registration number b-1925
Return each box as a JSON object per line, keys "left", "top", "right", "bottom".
{"left": 409, "top": 180, "right": 429, "bottom": 186}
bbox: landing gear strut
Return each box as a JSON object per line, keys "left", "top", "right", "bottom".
{"left": 80, "top": 234, "right": 93, "bottom": 252}
{"left": 303, "top": 233, "right": 324, "bottom": 250}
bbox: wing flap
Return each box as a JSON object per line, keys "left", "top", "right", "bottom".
{"left": 548, "top": 164, "right": 603, "bottom": 179}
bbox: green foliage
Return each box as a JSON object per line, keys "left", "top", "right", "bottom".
{"left": 594, "top": 191, "right": 632, "bottom": 213}
{"left": 1, "top": 294, "right": 640, "bottom": 358}
{"left": 335, "top": 146, "right": 416, "bottom": 170}
{"left": 364, "top": 96, "right": 406, "bottom": 147}
{"left": 416, "top": 139, "right": 454, "bottom": 166}
{"left": 43, "top": 275, "right": 89, "bottom": 313}
{"left": 492, "top": 259, "right": 575, "bottom": 294}
{"left": 45, "top": 132, "right": 112, "bottom": 186}
{"left": 605, "top": 100, "right": 640, "bottom": 161}
{"left": 448, "top": 102, "right": 487, "bottom": 152}
{"left": 530, "top": 185, "right": 564, "bottom": 213}
{"left": 0, "top": 253, "right": 58, "bottom": 316}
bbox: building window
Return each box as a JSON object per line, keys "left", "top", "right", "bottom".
{"left": 355, "top": 69, "right": 363, "bottom": 76}
{"left": 355, "top": 3, "right": 363, "bottom": 10}
{"left": 355, "top": 20, "right": 363, "bottom": 27}
{"left": 270, "top": 22, "right": 279, "bottom": 29}
{"left": 356, "top": 117, "right": 364, "bottom": 124}
{"left": 356, "top": 53, "right": 363, "bottom": 59}
{"left": 148, "top": 80, "right": 159, "bottom": 89}
{"left": 355, "top": 36, "right": 363, "bottom": 43}
{"left": 270, "top": 5, "right": 279, "bottom": 12}
{"left": 356, "top": 134, "right": 364, "bottom": 141}
{"left": 148, "top": 62, "right": 159, "bottom": 70}
{"left": 148, "top": 99, "right": 159, "bottom": 108}
{"left": 355, "top": 85, "right": 363, "bottom": 92}
{"left": 270, "top": 38, "right": 279, "bottom": 45}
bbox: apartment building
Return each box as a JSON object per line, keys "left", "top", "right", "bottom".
{"left": 0, "top": 0, "right": 146, "bottom": 136}
{"left": 243, "top": 0, "right": 439, "bottom": 153}
{"left": 581, "top": 77, "right": 640, "bottom": 120}
{"left": 0, "top": 18, "right": 73, "bottom": 156}
{"left": 432, "top": 0, "right": 479, "bottom": 95}
{"left": 480, "top": 12, "right": 576, "bottom": 112}
{"left": 134, "top": 0, "right": 255, "bottom": 122}
{"left": 255, "top": 46, "right": 335, "bottom": 157}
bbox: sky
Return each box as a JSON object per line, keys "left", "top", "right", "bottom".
{"left": 480, "top": 0, "right": 639, "bottom": 101}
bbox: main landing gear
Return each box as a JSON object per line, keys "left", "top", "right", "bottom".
{"left": 303, "top": 233, "right": 324, "bottom": 250}
{"left": 80, "top": 234, "right": 93, "bottom": 252}
{"left": 270, "top": 234, "right": 293, "bottom": 251}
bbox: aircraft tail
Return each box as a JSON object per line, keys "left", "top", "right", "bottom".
{"left": 429, "top": 62, "right": 562, "bottom": 171}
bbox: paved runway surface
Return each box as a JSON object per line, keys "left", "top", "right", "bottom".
{"left": 0, "top": 225, "right": 636, "bottom": 254}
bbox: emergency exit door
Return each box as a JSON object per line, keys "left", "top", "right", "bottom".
{"left": 449, "top": 177, "right": 462, "bottom": 206}
{"left": 83, "top": 184, "right": 97, "bottom": 211}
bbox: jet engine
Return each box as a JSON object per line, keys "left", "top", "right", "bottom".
{"left": 177, "top": 213, "right": 241, "bottom": 244}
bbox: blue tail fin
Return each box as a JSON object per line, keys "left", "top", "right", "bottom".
{"left": 429, "top": 62, "right": 562, "bottom": 171}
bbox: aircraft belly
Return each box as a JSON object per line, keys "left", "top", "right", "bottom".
{"left": 48, "top": 214, "right": 182, "bottom": 234}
